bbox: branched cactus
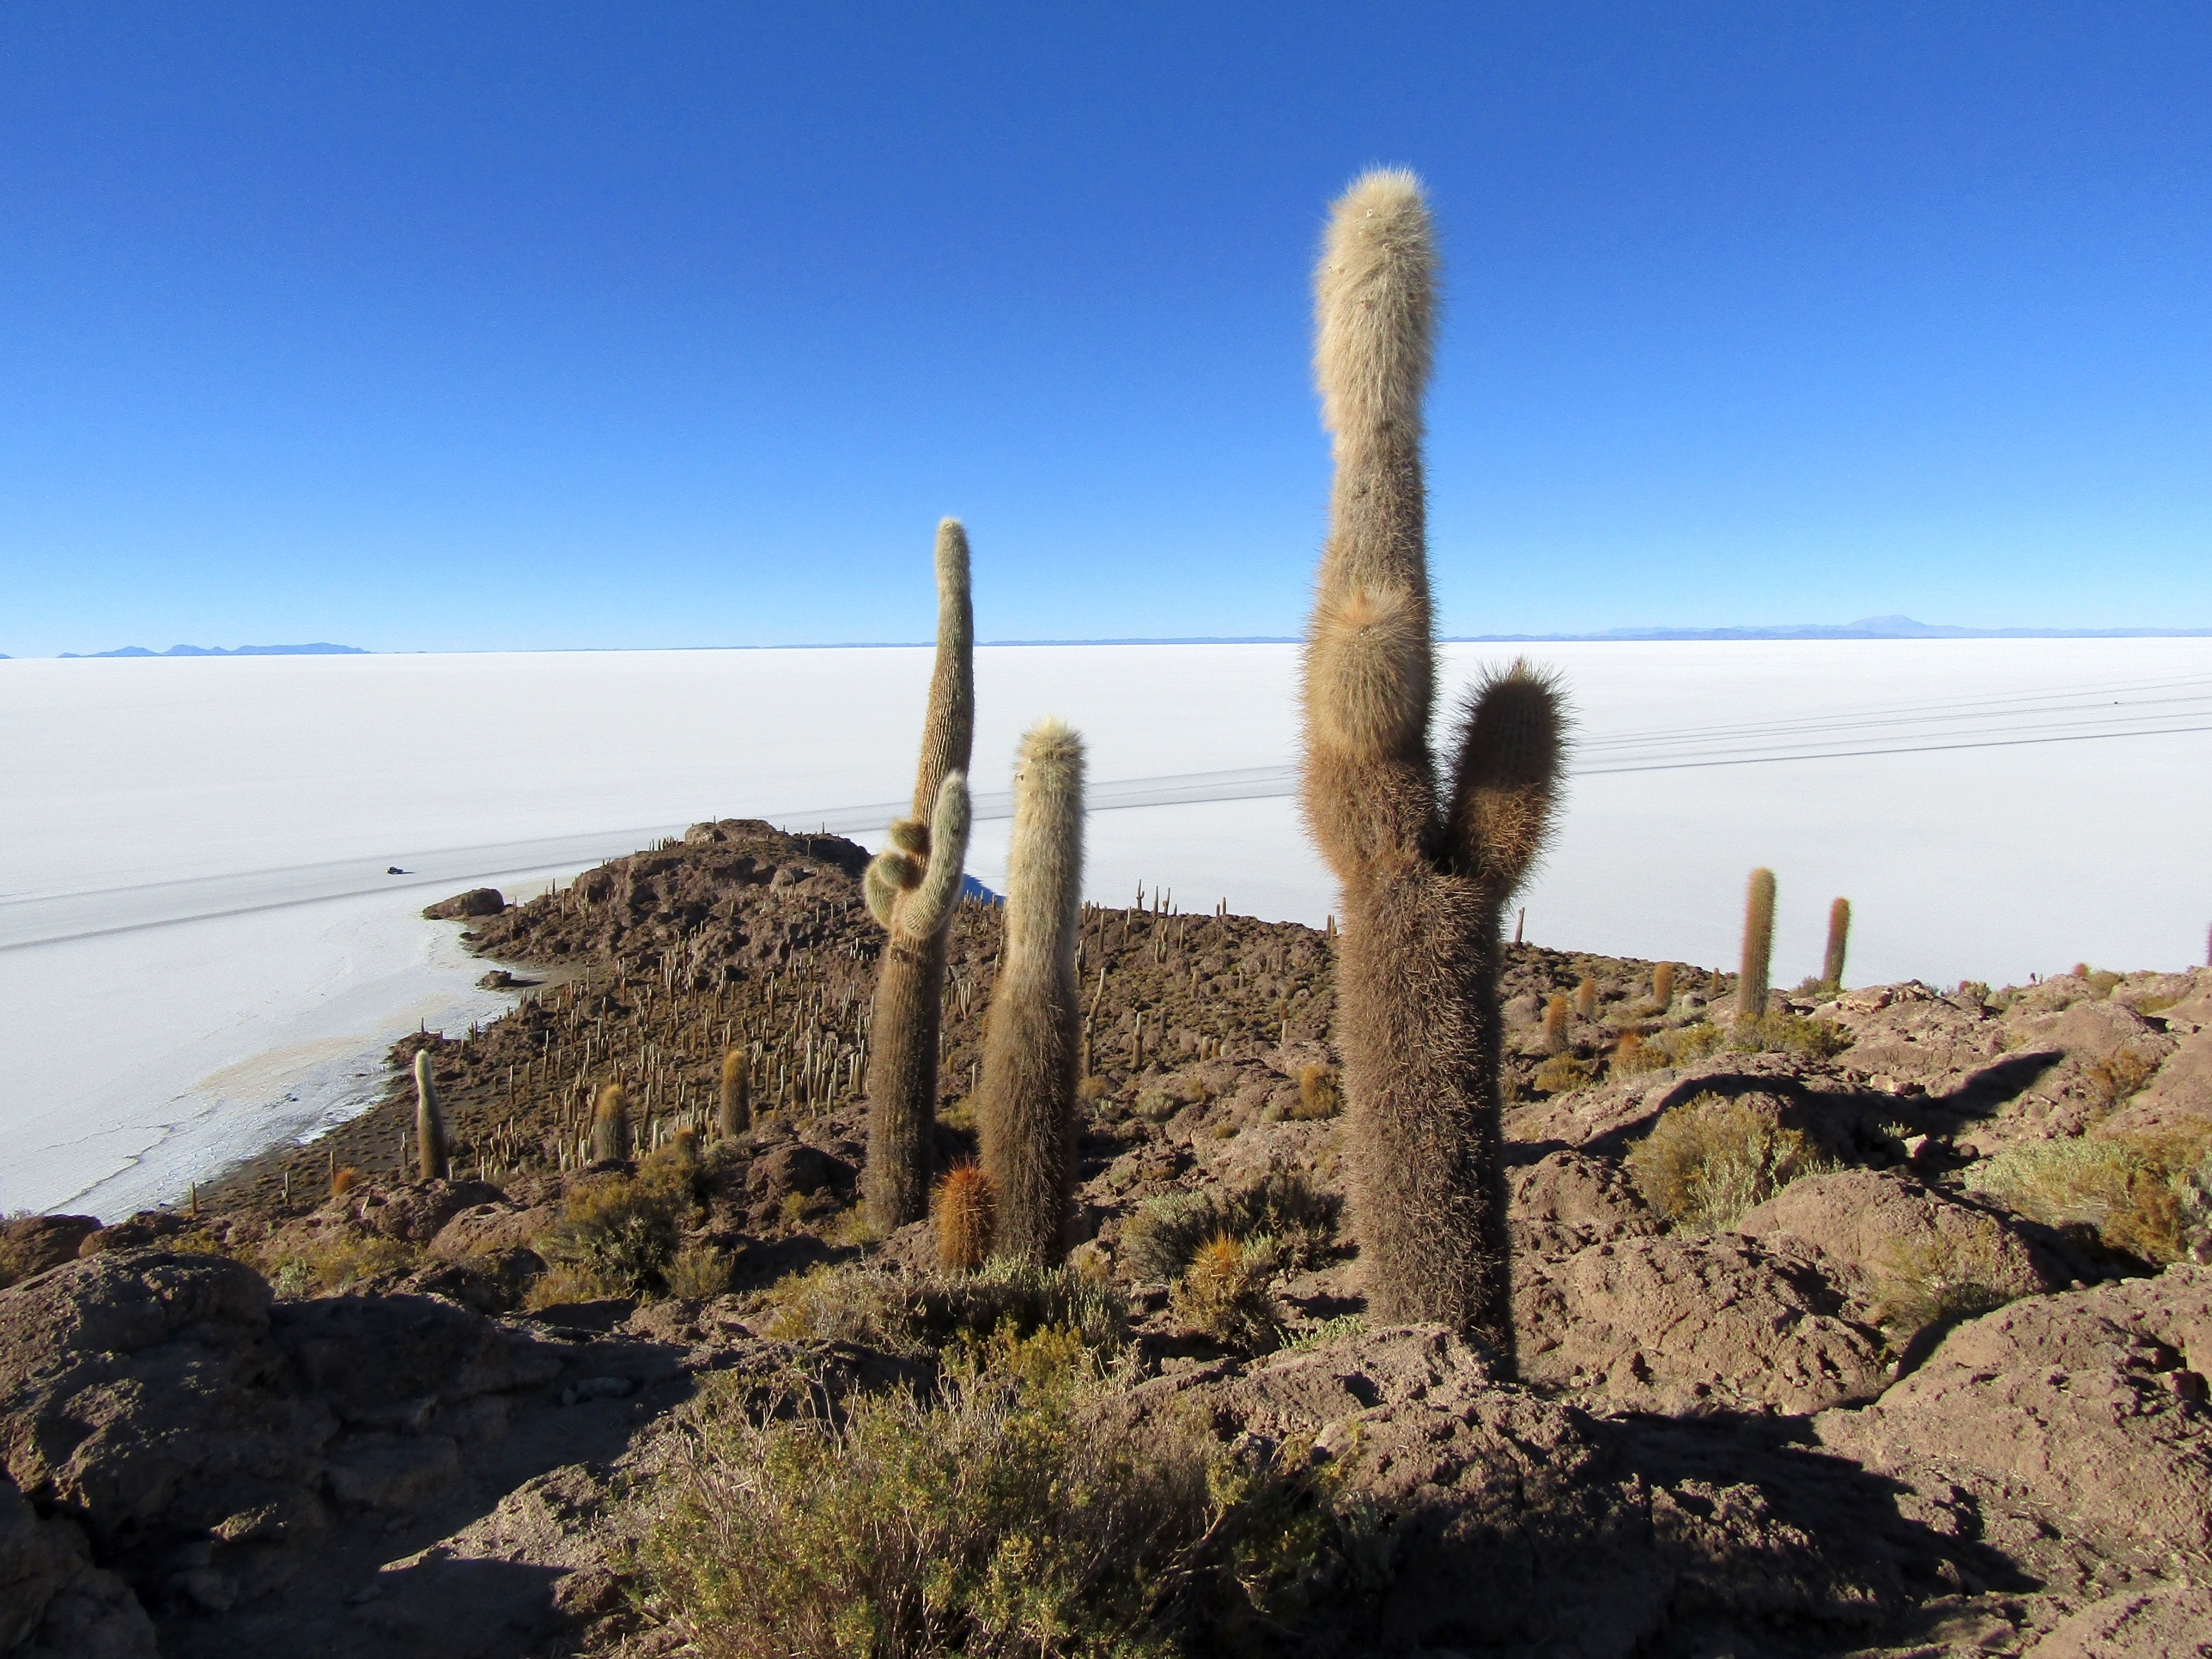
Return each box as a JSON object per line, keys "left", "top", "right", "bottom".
{"left": 934, "top": 1162, "right": 995, "bottom": 1272}
{"left": 717, "top": 1048, "right": 750, "bottom": 1140}
{"left": 863, "top": 520, "right": 976, "bottom": 1231}
{"left": 414, "top": 1050, "right": 448, "bottom": 1182}
{"left": 978, "top": 719, "right": 1086, "bottom": 1267}
{"left": 1299, "top": 171, "right": 1567, "bottom": 1360}
{"left": 1739, "top": 868, "right": 1778, "bottom": 1024}
{"left": 592, "top": 1080, "right": 630, "bottom": 1164}
{"left": 1823, "top": 896, "right": 1851, "bottom": 991}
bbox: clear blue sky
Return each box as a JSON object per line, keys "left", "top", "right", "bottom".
{"left": 3, "top": 3, "right": 2208, "bottom": 655}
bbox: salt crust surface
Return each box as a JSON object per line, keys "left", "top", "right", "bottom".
{"left": 3, "top": 639, "right": 2207, "bottom": 1215}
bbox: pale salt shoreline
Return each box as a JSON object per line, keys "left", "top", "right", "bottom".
{"left": 3, "top": 639, "right": 2208, "bottom": 1218}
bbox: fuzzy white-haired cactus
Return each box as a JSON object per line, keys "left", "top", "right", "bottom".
{"left": 977, "top": 718, "right": 1085, "bottom": 1266}
{"left": 414, "top": 1048, "right": 449, "bottom": 1182}
{"left": 863, "top": 519, "right": 976, "bottom": 1231}
{"left": 1300, "top": 171, "right": 1568, "bottom": 1364}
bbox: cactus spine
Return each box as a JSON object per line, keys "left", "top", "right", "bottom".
{"left": 977, "top": 719, "right": 1085, "bottom": 1267}
{"left": 1823, "top": 896, "right": 1851, "bottom": 991}
{"left": 1739, "top": 868, "right": 1777, "bottom": 1024}
{"left": 413, "top": 1049, "right": 448, "bottom": 1182}
{"left": 1299, "top": 172, "right": 1566, "bottom": 1359}
{"left": 591, "top": 1080, "right": 630, "bottom": 1164}
{"left": 717, "top": 1048, "right": 750, "bottom": 1140}
{"left": 863, "top": 520, "right": 976, "bottom": 1231}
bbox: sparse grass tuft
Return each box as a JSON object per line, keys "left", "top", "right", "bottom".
{"left": 1866, "top": 1222, "right": 2017, "bottom": 1340}
{"left": 1628, "top": 1093, "right": 1828, "bottom": 1232}
{"left": 1291, "top": 1064, "right": 1341, "bottom": 1120}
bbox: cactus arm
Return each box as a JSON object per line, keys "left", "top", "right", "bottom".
{"left": 900, "top": 771, "right": 970, "bottom": 941}
{"left": 864, "top": 853, "right": 908, "bottom": 927}
{"left": 912, "top": 519, "right": 975, "bottom": 822}
{"left": 1444, "top": 660, "right": 1569, "bottom": 904}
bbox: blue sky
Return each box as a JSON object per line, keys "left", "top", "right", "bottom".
{"left": 3, "top": 3, "right": 2208, "bottom": 654}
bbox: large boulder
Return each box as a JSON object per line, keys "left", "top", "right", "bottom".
{"left": 0, "top": 1216, "right": 102, "bottom": 1285}
{"left": 0, "top": 1472, "right": 155, "bottom": 1658}
{"left": 421, "top": 888, "right": 504, "bottom": 921}
{"left": 1819, "top": 1266, "right": 2212, "bottom": 1557}
{"left": 1516, "top": 1233, "right": 1888, "bottom": 1415}
{"left": 1507, "top": 1149, "right": 1661, "bottom": 1259}
{"left": 1736, "top": 1167, "right": 2069, "bottom": 1297}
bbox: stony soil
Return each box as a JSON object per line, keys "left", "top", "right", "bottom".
{"left": 7, "top": 818, "right": 2211, "bottom": 1658}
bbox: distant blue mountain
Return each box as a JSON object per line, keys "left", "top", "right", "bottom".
{"left": 58, "top": 642, "right": 368, "bottom": 659}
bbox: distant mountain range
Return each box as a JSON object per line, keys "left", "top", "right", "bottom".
{"left": 57, "top": 642, "right": 368, "bottom": 659}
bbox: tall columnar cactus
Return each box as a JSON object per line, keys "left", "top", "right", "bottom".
{"left": 1739, "top": 868, "right": 1778, "bottom": 1024}
{"left": 592, "top": 1080, "right": 630, "bottom": 1164}
{"left": 717, "top": 1048, "right": 750, "bottom": 1140}
{"left": 1653, "top": 961, "right": 1675, "bottom": 1010}
{"left": 1299, "top": 171, "right": 1566, "bottom": 1358}
{"left": 1823, "top": 897, "right": 1851, "bottom": 991}
{"left": 978, "top": 719, "right": 1086, "bottom": 1267}
{"left": 413, "top": 1049, "right": 448, "bottom": 1182}
{"left": 863, "top": 520, "right": 976, "bottom": 1231}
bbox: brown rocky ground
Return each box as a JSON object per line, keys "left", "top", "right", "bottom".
{"left": 6, "top": 819, "right": 2211, "bottom": 1657}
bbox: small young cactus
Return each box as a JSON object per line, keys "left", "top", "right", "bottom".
{"left": 717, "top": 1048, "right": 750, "bottom": 1140}
{"left": 978, "top": 719, "right": 1086, "bottom": 1267}
{"left": 934, "top": 1162, "right": 995, "bottom": 1272}
{"left": 864, "top": 520, "right": 976, "bottom": 1232}
{"left": 1299, "top": 172, "right": 1568, "bottom": 1361}
{"left": 414, "top": 1049, "right": 449, "bottom": 1182}
{"left": 1652, "top": 961, "right": 1675, "bottom": 1010}
{"left": 1739, "top": 869, "right": 1778, "bottom": 1025}
{"left": 1823, "top": 897, "right": 1851, "bottom": 991}
{"left": 591, "top": 1081, "right": 630, "bottom": 1164}
{"left": 1543, "top": 994, "right": 1570, "bottom": 1055}
{"left": 1575, "top": 975, "right": 1597, "bottom": 1020}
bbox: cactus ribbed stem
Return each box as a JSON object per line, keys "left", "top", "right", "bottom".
{"left": 1823, "top": 897, "right": 1851, "bottom": 991}
{"left": 414, "top": 1050, "right": 448, "bottom": 1182}
{"left": 1740, "top": 869, "right": 1778, "bottom": 1025}
{"left": 1299, "top": 172, "right": 1566, "bottom": 1362}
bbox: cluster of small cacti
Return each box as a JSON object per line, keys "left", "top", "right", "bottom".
{"left": 1297, "top": 171, "right": 1567, "bottom": 1360}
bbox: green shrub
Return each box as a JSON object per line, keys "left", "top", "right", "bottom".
{"left": 666, "top": 1243, "right": 733, "bottom": 1298}
{"left": 1967, "top": 1123, "right": 2212, "bottom": 1264}
{"left": 1627, "top": 1093, "right": 1828, "bottom": 1231}
{"left": 263, "top": 1231, "right": 420, "bottom": 1297}
{"left": 1612, "top": 1021, "right": 1727, "bottom": 1076}
{"left": 643, "top": 1351, "right": 1366, "bottom": 1658}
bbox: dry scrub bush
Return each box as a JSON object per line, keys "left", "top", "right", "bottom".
{"left": 643, "top": 1347, "right": 1366, "bottom": 1659}
{"left": 1170, "top": 1233, "right": 1283, "bottom": 1355}
{"left": 1731, "top": 1012, "right": 1852, "bottom": 1060}
{"left": 1628, "top": 1094, "right": 1827, "bottom": 1232}
{"left": 539, "top": 1172, "right": 687, "bottom": 1301}
{"left": 264, "top": 1232, "right": 419, "bottom": 1298}
{"left": 1120, "top": 1171, "right": 1340, "bottom": 1283}
{"left": 763, "top": 1258, "right": 1127, "bottom": 1358}
{"left": 2084, "top": 1051, "right": 2160, "bottom": 1115}
{"left": 1967, "top": 1124, "right": 2212, "bottom": 1264}
{"left": 1291, "top": 1064, "right": 1341, "bottom": 1120}
{"left": 1530, "top": 1055, "right": 1597, "bottom": 1096}
{"left": 1611, "top": 1021, "right": 1727, "bottom": 1076}
{"left": 1866, "top": 1223, "right": 2017, "bottom": 1340}
{"left": 665, "top": 1243, "right": 733, "bottom": 1298}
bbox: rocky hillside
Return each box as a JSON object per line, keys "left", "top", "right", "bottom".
{"left": 5, "top": 819, "right": 2210, "bottom": 1658}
